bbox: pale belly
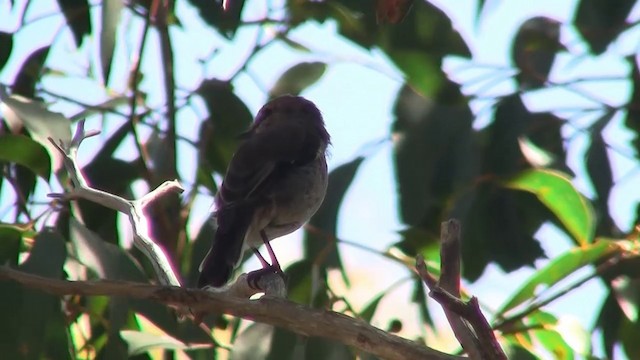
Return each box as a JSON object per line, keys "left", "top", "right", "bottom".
{"left": 245, "top": 156, "right": 328, "bottom": 247}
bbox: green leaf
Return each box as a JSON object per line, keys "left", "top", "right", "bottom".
{"left": 100, "top": 0, "right": 123, "bottom": 84}
{"left": 57, "top": 0, "right": 92, "bottom": 47}
{"left": 0, "top": 91, "right": 71, "bottom": 175}
{"left": 0, "top": 229, "right": 69, "bottom": 359}
{"left": 387, "top": 51, "right": 445, "bottom": 97}
{"left": 0, "top": 32, "right": 13, "bottom": 71}
{"left": 0, "top": 135, "right": 51, "bottom": 179}
{"left": 0, "top": 223, "right": 25, "bottom": 267}
{"left": 498, "top": 240, "right": 625, "bottom": 314}
{"left": 269, "top": 62, "right": 327, "bottom": 99}
{"left": 505, "top": 169, "right": 595, "bottom": 245}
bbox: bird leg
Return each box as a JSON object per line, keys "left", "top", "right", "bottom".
{"left": 252, "top": 247, "right": 270, "bottom": 267}
{"left": 247, "top": 231, "right": 285, "bottom": 290}
{"left": 260, "top": 230, "right": 282, "bottom": 271}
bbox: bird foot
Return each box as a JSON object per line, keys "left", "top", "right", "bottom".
{"left": 246, "top": 265, "right": 287, "bottom": 296}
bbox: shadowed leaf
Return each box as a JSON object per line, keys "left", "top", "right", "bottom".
{"left": 57, "top": 0, "right": 92, "bottom": 47}
{"left": 305, "top": 157, "right": 365, "bottom": 277}
{"left": 11, "top": 46, "right": 49, "bottom": 97}
{"left": 376, "top": 0, "right": 415, "bottom": 24}
{"left": 186, "top": 0, "right": 245, "bottom": 38}
{"left": 269, "top": 62, "right": 327, "bottom": 99}
{"left": 511, "top": 16, "right": 564, "bottom": 89}
{"left": 574, "top": 0, "right": 635, "bottom": 54}
{"left": 0, "top": 135, "right": 51, "bottom": 180}
{"left": 100, "top": 0, "right": 123, "bottom": 84}
{"left": 0, "top": 32, "right": 13, "bottom": 71}
{"left": 0, "top": 230, "right": 69, "bottom": 360}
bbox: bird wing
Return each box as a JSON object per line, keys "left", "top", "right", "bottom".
{"left": 216, "top": 120, "right": 317, "bottom": 208}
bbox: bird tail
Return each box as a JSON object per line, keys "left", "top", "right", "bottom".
{"left": 197, "top": 204, "right": 254, "bottom": 288}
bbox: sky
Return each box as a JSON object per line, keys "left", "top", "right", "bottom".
{"left": 2, "top": 0, "right": 640, "bottom": 358}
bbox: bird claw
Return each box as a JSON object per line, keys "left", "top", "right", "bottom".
{"left": 246, "top": 265, "right": 287, "bottom": 296}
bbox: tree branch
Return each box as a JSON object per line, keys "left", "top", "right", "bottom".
{"left": 47, "top": 120, "right": 183, "bottom": 287}
{"left": 416, "top": 219, "right": 507, "bottom": 360}
{"left": 0, "top": 266, "right": 462, "bottom": 360}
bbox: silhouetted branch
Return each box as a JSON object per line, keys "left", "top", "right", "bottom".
{"left": 0, "top": 266, "right": 462, "bottom": 360}
{"left": 416, "top": 219, "right": 507, "bottom": 360}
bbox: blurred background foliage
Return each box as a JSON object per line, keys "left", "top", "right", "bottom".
{"left": 1, "top": 0, "right": 640, "bottom": 359}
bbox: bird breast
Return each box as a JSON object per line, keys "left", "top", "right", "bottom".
{"left": 246, "top": 155, "right": 328, "bottom": 247}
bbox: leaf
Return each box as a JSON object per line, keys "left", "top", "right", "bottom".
{"left": 392, "top": 82, "right": 475, "bottom": 229}
{"left": 11, "top": 46, "right": 49, "bottom": 97}
{"left": 511, "top": 16, "right": 563, "bottom": 89}
{"left": 411, "top": 276, "right": 433, "bottom": 326}
{"left": 303, "top": 337, "right": 352, "bottom": 360}
{"left": 265, "top": 327, "right": 297, "bottom": 360}
{"left": 498, "top": 240, "right": 625, "bottom": 314}
{"left": 57, "top": 0, "right": 92, "bottom": 47}
{"left": 229, "top": 323, "right": 274, "bottom": 360}
{"left": 100, "top": 0, "right": 123, "bottom": 84}
{"left": 0, "top": 223, "right": 25, "bottom": 266}
{"left": 0, "top": 135, "right": 51, "bottom": 179}
{"left": 376, "top": 0, "right": 415, "bottom": 24}
{"left": 0, "top": 229, "right": 68, "bottom": 359}
{"left": 611, "top": 275, "right": 640, "bottom": 322}
{"left": 196, "top": 79, "right": 253, "bottom": 178}
{"left": 360, "top": 292, "right": 385, "bottom": 322}
{"left": 70, "top": 219, "right": 185, "bottom": 352}
{"left": 79, "top": 157, "right": 138, "bottom": 242}
{"left": 70, "top": 218, "right": 146, "bottom": 281}
{"left": 625, "top": 57, "right": 640, "bottom": 156}
{"left": 268, "top": 62, "right": 327, "bottom": 99}
{"left": 574, "top": 0, "right": 635, "bottom": 54}
{"left": 0, "top": 91, "right": 71, "bottom": 174}
{"left": 586, "top": 113, "right": 617, "bottom": 235}
{"left": 304, "top": 157, "right": 365, "bottom": 278}
{"left": 120, "top": 330, "right": 209, "bottom": 356}
{"left": 452, "top": 185, "right": 546, "bottom": 280}
{"left": 505, "top": 169, "right": 595, "bottom": 245}
{"left": 387, "top": 51, "right": 445, "bottom": 97}
{"left": 185, "top": 0, "right": 246, "bottom": 38}
{"left": 0, "top": 32, "right": 13, "bottom": 71}
{"left": 596, "top": 292, "right": 624, "bottom": 358}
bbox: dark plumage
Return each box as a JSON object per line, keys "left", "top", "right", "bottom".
{"left": 198, "top": 95, "right": 330, "bottom": 288}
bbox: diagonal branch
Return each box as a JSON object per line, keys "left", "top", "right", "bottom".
{"left": 416, "top": 219, "right": 507, "bottom": 360}
{"left": 47, "top": 120, "right": 183, "bottom": 287}
{"left": 0, "top": 266, "right": 463, "bottom": 360}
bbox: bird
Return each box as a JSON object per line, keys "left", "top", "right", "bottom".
{"left": 198, "top": 95, "right": 330, "bottom": 288}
